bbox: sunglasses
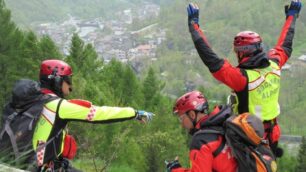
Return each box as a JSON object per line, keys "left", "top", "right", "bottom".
{"left": 63, "top": 75, "right": 72, "bottom": 85}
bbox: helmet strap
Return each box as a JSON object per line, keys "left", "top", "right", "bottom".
{"left": 186, "top": 111, "right": 198, "bottom": 128}
{"left": 46, "top": 68, "right": 64, "bottom": 98}
{"left": 187, "top": 111, "right": 199, "bottom": 135}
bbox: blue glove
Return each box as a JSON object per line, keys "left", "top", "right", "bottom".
{"left": 165, "top": 159, "right": 181, "bottom": 172}
{"left": 187, "top": 3, "right": 199, "bottom": 25}
{"left": 135, "top": 110, "right": 154, "bottom": 123}
{"left": 285, "top": 0, "right": 302, "bottom": 18}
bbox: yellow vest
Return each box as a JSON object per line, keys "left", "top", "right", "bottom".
{"left": 245, "top": 61, "right": 281, "bottom": 120}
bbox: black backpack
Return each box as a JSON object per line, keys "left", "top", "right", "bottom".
{"left": 0, "top": 79, "right": 57, "bottom": 169}
{"left": 194, "top": 107, "right": 277, "bottom": 172}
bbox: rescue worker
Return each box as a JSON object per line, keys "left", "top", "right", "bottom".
{"left": 186, "top": 0, "right": 302, "bottom": 157}
{"left": 33, "top": 59, "right": 154, "bottom": 171}
{"left": 166, "top": 90, "right": 237, "bottom": 172}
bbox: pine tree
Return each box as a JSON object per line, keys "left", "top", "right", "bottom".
{"left": 100, "top": 59, "right": 126, "bottom": 105}
{"left": 81, "top": 44, "right": 101, "bottom": 78}
{"left": 120, "top": 66, "right": 142, "bottom": 107}
{"left": 0, "top": 0, "right": 21, "bottom": 55}
{"left": 67, "top": 33, "right": 85, "bottom": 73}
{"left": 0, "top": 0, "right": 24, "bottom": 112}
{"left": 296, "top": 136, "right": 306, "bottom": 172}
{"left": 39, "top": 35, "right": 62, "bottom": 60}
{"left": 19, "top": 31, "right": 42, "bottom": 78}
{"left": 142, "top": 67, "right": 160, "bottom": 109}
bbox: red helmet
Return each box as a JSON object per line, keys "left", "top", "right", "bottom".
{"left": 233, "top": 31, "right": 263, "bottom": 60}
{"left": 173, "top": 91, "right": 208, "bottom": 116}
{"left": 40, "top": 59, "right": 72, "bottom": 77}
{"left": 39, "top": 60, "right": 73, "bottom": 97}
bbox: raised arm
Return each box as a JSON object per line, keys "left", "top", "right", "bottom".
{"left": 187, "top": 3, "right": 247, "bottom": 92}
{"left": 268, "top": 0, "right": 302, "bottom": 68}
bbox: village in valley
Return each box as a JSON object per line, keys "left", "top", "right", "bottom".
{"left": 33, "top": 2, "right": 166, "bottom": 69}
{"left": 31, "top": 1, "right": 306, "bottom": 76}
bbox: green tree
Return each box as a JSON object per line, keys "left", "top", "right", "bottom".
{"left": 120, "top": 66, "right": 142, "bottom": 107}
{"left": 19, "top": 31, "right": 42, "bottom": 78}
{"left": 0, "top": 0, "right": 24, "bottom": 112}
{"left": 67, "top": 33, "right": 85, "bottom": 73}
{"left": 39, "top": 35, "right": 62, "bottom": 60}
{"left": 295, "top": 136, "right": 306, "bottom": 172}
{"left": 142, "top": 67, "right": 160, "bottom": 109}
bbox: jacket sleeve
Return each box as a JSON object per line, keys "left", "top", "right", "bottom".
{"left": 172, "top": 135, "right": 224, "bottom": 172}
{"left": 171, "top": 143, "right": 217, "bottom": 172}
{"left": 268, "top": 15, "right": 297, "bottom": 68}
{"left": 46, "top": 99, "right": 136, "bottom": 123}
{"left": 189, "top": 23, "right": 247, "bottom": 92}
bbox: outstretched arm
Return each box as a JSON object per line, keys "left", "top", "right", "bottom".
{"left": 269, "top": 0, "right": 302, "bottom": 68}
{"left": 45, "top": 99, "right": 153, "bottom": 123}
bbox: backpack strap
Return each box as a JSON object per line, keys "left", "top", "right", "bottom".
{"left": 213, "top": 139, "right": 225, "bottom": 157}
{"left": 194, "top": 128, "right": 225, "bottom": 157}
{"left": 0, "top": 112, "right": 20, "bottom": 158}
{"left": 0, "top": 112, "right": 18, "bottom": 139}
{"left": 4, "top": 119, "right": 20, "bottom": 158}
{"left": 45, "top": 99, "right": 64, "bottom": 147}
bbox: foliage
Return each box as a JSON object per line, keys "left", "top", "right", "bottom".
{"left": 295, "top": 136, "right": 306, "bottom": 172}
{"left": 277, "top": 144, "right": 298, "bottom": 172}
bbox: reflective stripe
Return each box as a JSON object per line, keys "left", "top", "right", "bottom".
{"left": 248, "top": 76, "right": 265, "bottom": 91}
{"left": 254, "top": 105, "right": 262, "bottom": 119}
{"left": 272, "top": 69, "right": 281, "bottom": 76}
{"left": 42, "top": 107, "right": 56, "bottom": 125}
{"left": 249, "top": 69, "right": 280, "bottom": 91}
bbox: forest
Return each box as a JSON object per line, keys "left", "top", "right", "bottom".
{"left": 1, "top": 0, "right": 306, "bottom": 171}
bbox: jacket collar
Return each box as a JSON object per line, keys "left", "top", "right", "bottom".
{"left": 197, "top": 105, "right": 232, "bottom": 129}
{"left": 41, "top": 88, "right": 58, "bottom": 97}
{"left": 238, "top": 52, "right": 270, "bottom": 69}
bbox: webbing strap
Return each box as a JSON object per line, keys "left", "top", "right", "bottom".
{"left": 213, "top": 140, "right": 225, "bottom": 157}
{"left": 23, "top": 112, "right": 35, "bottom": 130}
{"left": 0, "top": 126, "right": 5, "bottom": 139}
{"left": 5, "top": 123, "right": 20, "bottom": 158}
{"left": 194, "top": 129, "right": 225, "bottom": 157}
{"left": 0, "top": 111, "right": 25, "bottom": 159}
{"left": 42, "top": 99, "right": 64, "bottom": 155}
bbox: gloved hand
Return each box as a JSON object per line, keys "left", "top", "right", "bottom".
{"left": 285, "top": 0, "right": 302, "bottom": 18}
{"left": 135, "top": 110, "right": 154, "bottom": 123}
{"left": 187, "top": 3, "right": 199, "bottom": 26}
{"left": 165, "top": 158, "right": 181, "bottom": 172}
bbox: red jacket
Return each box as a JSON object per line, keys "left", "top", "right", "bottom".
{"left": 189, "top": 15, "right": 297, "bottom": 115}
{"left": 172, "top": 106, "right": 237, "bottom": 172}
